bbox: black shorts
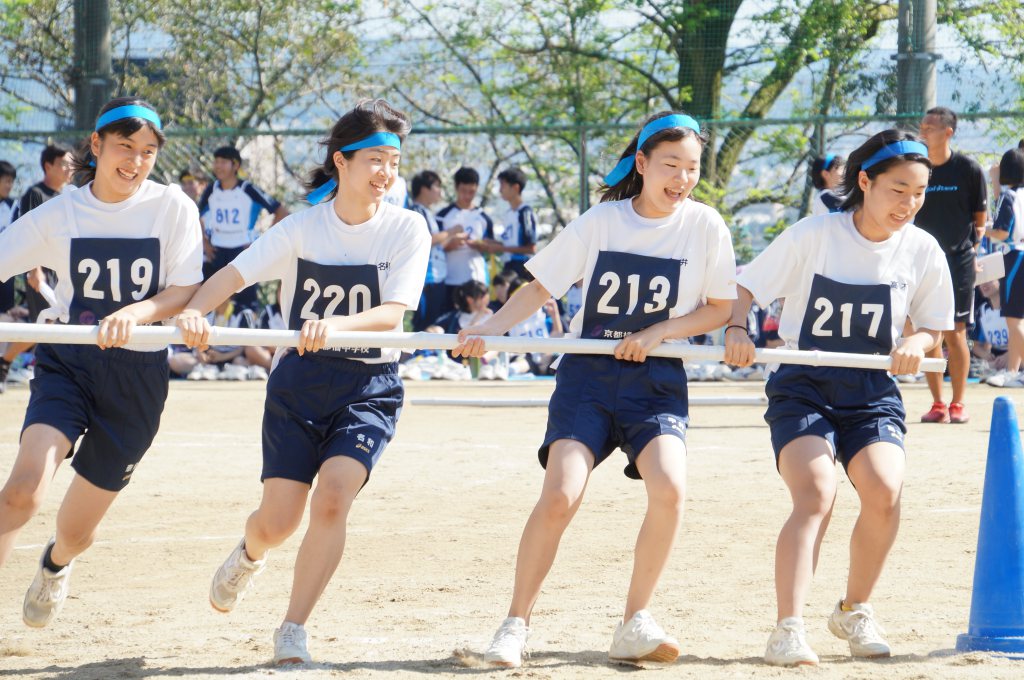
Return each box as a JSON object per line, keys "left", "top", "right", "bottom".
{"left": 947, "top": 250, "right": 976, "bottom": 325}
{"left": 1001, "top": 250, "right": 1024, "bottom": 319}
{"left": 540, "top": 354, "right": 688, "bottom": 480}
{"left": 261, "top": 351, "right": 404, "bottom": 485}
{"left": 23, "top": 343, "right": 170, "bottom": 491}
{"left": 765, "top": 365, "right": 906, "bottom": 472}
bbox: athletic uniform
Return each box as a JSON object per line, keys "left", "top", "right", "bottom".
{"left": 410, "top": 201, "right": 447, "bottom": 330}
{"left": 811, "top": 189, "right": 843, "bottom": 216}
{"left": 994, "top": 186, "right": 1024, "bottom": 318}
{"left": 525, "top": 197, "right": 736, "bottom": 478}
{"left": 499, "top": 203, "right": 537, "bottom": 279}
{"left": 227, "top": 200, "right": 429, "bottom": 483}
{"left": 0, "top": 196, "right": 15, "bottom": 312}
{"left": 197, "top": 178, "right": 282, "bottom": 310}
{"left": 974, "top": 297, "right": 1008, "bottom": 354}
{"left": 14, "top": 182, "right": 62, "bottom": 322}
{"left": 737, "top": 212, "right": 954, "bottom": 469}
{"left": 913, "top": 152, "right": 987, "bottom": 325}
{"left": 0, "top": 180, "right": 203, "bottom": 490}
{"left": 435, "top": 202, "right": 494, "bottom": 304}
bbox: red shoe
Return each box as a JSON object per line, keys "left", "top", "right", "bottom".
{"left": 948, "top": 402, "right": 970, "bottom": 424}
{"left": 921, "top": 402, "right": 950, "bottom": 423}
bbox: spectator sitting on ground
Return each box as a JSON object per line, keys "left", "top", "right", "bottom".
{"left": 489, "top": 271, "right": 519, "bottom": 313}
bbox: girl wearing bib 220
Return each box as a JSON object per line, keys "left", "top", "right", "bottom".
{"left": 176, "top": 99, "right": 429, "bottom": 666}
{"left": 455, "top": 112, "right": 736, "bottom": 667}
{"left": 724, "top": 130, "right": 953, "bottom": 666}
{"left": 0, "top": 97, "right": 204, "bottom": 627}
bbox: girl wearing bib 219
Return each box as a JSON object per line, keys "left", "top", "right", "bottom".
{"left": 454, "top": 112, "right": 736, "bottom": 667}
{"left": 176, "top": 99, "right": 429, "bottom": 665}
{"left": 0, "top": 97, "right": 203, "bottom": 626}
{"left": 724, "top": 130, "right": 953, "bottom": 666}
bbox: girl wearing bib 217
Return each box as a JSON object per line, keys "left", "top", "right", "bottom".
{"left": 454, "top": 112, "right": 736, "bottom": 667}
{"left": 176, "top": 99, "right": 429, "bottom": 665}
{"left": 0, "top": 98, "right": 204, "bottom": 626}
{"left": 724, "top": 130, "right": 953, "bottom": 666}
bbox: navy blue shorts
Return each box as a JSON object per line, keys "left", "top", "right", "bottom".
{"left": 261, "top": 351, "right": 403, "bottom": 485}
{"left": 23, "top": 343, "right": 169, "bottom": 492}
{"left": 764, "top": 365, "right": 906, "bottom": 471}
{"left": 540, "top": 354, "right": 688, "bottom": 480}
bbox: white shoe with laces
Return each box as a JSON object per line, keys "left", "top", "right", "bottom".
{"left": 209, "top": 539, "right": 267, "bottom": 612}
{"left": 22, "top": 538, "right": 73, "bottom": 628}
{"left": 608, "top": 609, "right": 680, "bottom": 664}
{"left": 273, "top": 621, "right": 312, "bottom": 665}
{"left": 827, "top": 600, "right": 891, "bottom": 658}
{"left": 765, "top": 617, "right": 819, "bottom": 667}
{"left": 484, "top": 616, "right": 529, "bottom": 667}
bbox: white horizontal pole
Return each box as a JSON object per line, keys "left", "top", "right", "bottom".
{"left": 0, "top": 323, "right": 947, "bottom": 373}
{"left": 410, "top": 396, "right": 768, "bottom": 408}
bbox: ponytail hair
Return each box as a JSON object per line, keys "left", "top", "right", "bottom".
{"left": 71, "top": 96, "right": 166, "bottom": 185}
{"left": 305, "top": 99, "right": 411, "bottom": 202}
{"left": 599, "top": 111, "right": 709, "bottom": 203}
{"left": 809, "top": 153, "right": 845, "bottom": 190}
{"left": 839, "top": 129, "right": 931, "bottom": 212}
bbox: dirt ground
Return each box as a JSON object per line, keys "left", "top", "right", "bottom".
{"left": 0, "top": 376, "right": 1022, "bottom": 679}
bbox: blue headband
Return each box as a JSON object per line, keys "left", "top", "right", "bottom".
{"left": 604, "top": 114, "right": 701, "bottom": 187}
{"left": 861, "top": 141, "right": 928, "bottom": 171}
{"left": 95, "top": 105, "right": 162, "bottom": 132}
{"left": 823, "top": 153, "right": 836, "bottom": 171}
{"left": 307, "top": 132, "right": 402, "bottom": 204}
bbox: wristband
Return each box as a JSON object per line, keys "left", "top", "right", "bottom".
{"left": 725, "top": 324, "right": 750, "bottom": 335}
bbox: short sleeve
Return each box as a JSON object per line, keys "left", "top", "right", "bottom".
{"left": 737, "top": 223, "right": 807, "bottom": 307}
{"left": 0, "top": 211, "right": 50, "bottom": 282}
{"left": 703, "top": 216, "right": 737, "bottom": 300}
{"left": 525, "top": 217, "right": 589, "bottom": 299}
{"left": 164, "top": 192, "right": 205, "bottom": 287}
{"left": 230, "top": 220, "right": 294, "bottom": 287}
{"left": 381, "top": 218, "right": 430, "bottom": 307}
{"left": 244, "top": 182, "right": 282, "bottom": 213}
{"left": 993, "top": 192, "right": 1016, "bottom": 238}
{"left": 196, "top": 183, "right": 213, "bottom": 217}
{"left": 481, "top": 211, "right": 494, "bottom": 239}
{"left": 909, "top": 240, "right": 955, "bottom": 332}
{"left": 970, "top": 159, "right": 988, "bottom": 213}
{"left": 520, "top": 206, "right": 537, "bottom": 245}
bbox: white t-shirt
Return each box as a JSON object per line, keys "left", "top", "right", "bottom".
{"left": 0, "top": 197, "right": 15, "bottom": 234}
{"left": 0, "top": 180, "right": 204, "bottom": 349}
{"left": 230, "top": 200, "right": 430, "bottom": 364}
{"left": 976, "top": 300, "right": 1008, "bottom": 351}
{"left": 737, "top": 212, "right": 954, "bottom": 356}
{"left": 526, "top": 197, "right": 737, "bottom": 341}
{"left": 435, "top": 204, "right": 494, "bottom": 285}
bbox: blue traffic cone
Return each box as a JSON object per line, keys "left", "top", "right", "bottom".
{"left": 956, "top": 396, "right": 1024, "bottom": 653}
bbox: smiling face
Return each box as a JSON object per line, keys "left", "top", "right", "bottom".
{"left": 858, "top": 160, "right": 930, "bottom": 235}
{"left": 334, "top": 144, "right": 401, "bottom": 205}
{"left": 212, "top": 157, "right": 240, "bottom": 183}
{"left": 90, "top": 126, "right": 160, "bottom": 202}
{"left": 455, "top": 182, "right": 478, "bottom": 209}
{"left": 44, "top": 152, "right": 74, "bottom": 189}
{"left": 634, "top": 134, "right": 703, "bottom": 218}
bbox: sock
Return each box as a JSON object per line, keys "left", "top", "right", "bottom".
{"left": 42, "top": 544, "right": 67, "bottom": 573}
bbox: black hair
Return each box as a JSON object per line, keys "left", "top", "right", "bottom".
{"left": 0, "top": 160, "right": 15, "bottom": 181}
{"left": 213, "top": 146, "right": 243, "bottom": 165}
{"left": 305, "top": 98, "right": 411, "bottom": 202}
{"left": 454, "top": 280, "right": 489, "bottom": 313}
{"left": 453, "top": 166, "right": 480, "bottom": 187}
{"left": 839, "top": 129, "right": 932, "bottom": 212}
{"left": 411, "top": 169, "right": 441, "bottom": 200}
{"left": 999, "top": 148, "right": 1024, "bottom": 188}
{"left": 1018, "top": 139, "right": 1024, "bottom": 150}
{"left": 497, "top": 166, "right": 527, "bottom": 193}
{"left": 41, "top": 144, "right": 71, "bottom": 170}
{"left": 71, "top": 97, "right": 165, "bottom": 184}
{"left": 179, "top": 167, "right": 206, "bottom": 182}
{"left": 809, "top": 154, "right": 846, "bottom": 190}
{"left": 599, "top": 111, "right": 710, "bottom": 203}
{"left": 925, "top": 106, "right": 958, "bottom": 133}
{"left": 491, "top": 271, "right": 519, "bottom": 289}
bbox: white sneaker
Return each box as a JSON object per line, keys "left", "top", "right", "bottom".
{"left": 986, "top": 370, "right": 1014, "bottom": 387}
{"left": 1002, "top": 373, "right": 1024, "bottom": 388}
{"left": 209, "top": 539, "right": 267, "bottom": 612}
{"left": 218, "top": 363, "right": 249, "bottom": 381}
{"left": 608, "top": 609, "right": 680, "bottom": 664}
{"left": 827, "top": 600, "right": 891, "bottom": 658}
{"left": 484, "top": 616, "right": 529, "bottom": 667}
{"left": 765, "top": 617, "right": 819, "bottom": 667}
{"left": 22, "top": 539, "right": 73, "bottom": 628}
{"left": 246, "top": 365, "right": 269, "bottom": 380}
{"left": 273, "top": 621, "right": 312, "bottom": 665}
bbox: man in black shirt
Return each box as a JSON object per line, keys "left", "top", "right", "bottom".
{"left": 915, "top": 107, "right": 987, "bottom": 424}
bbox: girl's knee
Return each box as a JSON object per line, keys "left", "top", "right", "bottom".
{"left": 646, "top": 477, "right": 685, "bottom": 510}
{"left": 0, "top": 477, "right": 45, "bottom": 516}
{"left": 535, "top": 487, "right": 579, "bottom": 525}
{"left": 309, "top": 485, "right": 356, "bottom": 525}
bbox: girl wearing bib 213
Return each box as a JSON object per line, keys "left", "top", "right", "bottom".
{"left": 176, "top": 100, "right": 429, "bottom": 666}
{"left": 454, "top": 112, "right": 736, "bottom": 667}
{"left": 724, "top": 130, "right": 953, "bottom": 666}
{"left": 0, "top": 98, "right": 204, "bottom": 626}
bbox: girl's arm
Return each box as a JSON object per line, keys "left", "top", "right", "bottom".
{"left": 294, "top": 302, "right": 408, "bottom": 356}
{"left": 891, "top": 328, "right": 941, "bottom": 375}
{"left": 723, "top": 285, "right": 758, "bottom": 367}
{"left": 176, "top": 265, "right": 247, "bottom": 347}
{"left": 453, "top": 279, "right": 552, "bottom": 357}
{"left": 613, "top": 297, "right": 733, "bottom": 362}
{"left": 97, "top": 283, "right": 201, "bottom": 348}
